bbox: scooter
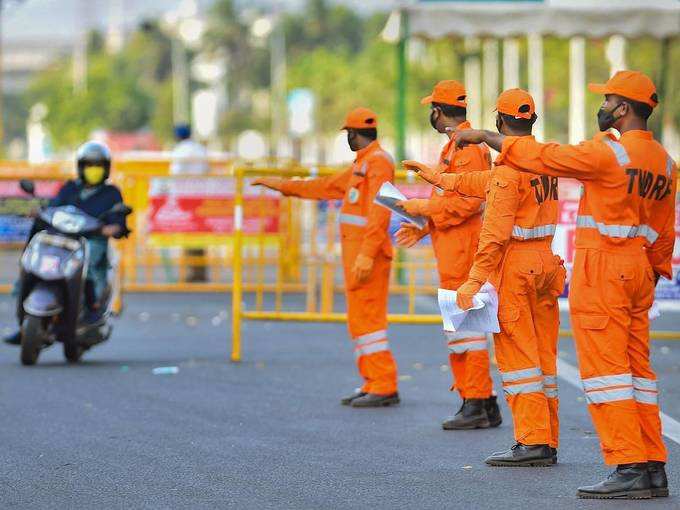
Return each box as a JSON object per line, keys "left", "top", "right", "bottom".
{"left": 15, "top": 179, "right": 132, "bottom": 365}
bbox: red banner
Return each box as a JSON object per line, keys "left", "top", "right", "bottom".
{"left": 147, "top": 177, "right": 280, "bottom": 234}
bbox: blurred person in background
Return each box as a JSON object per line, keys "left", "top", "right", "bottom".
{"left": 170, "top": 123, "right": 209, "bottom": 282}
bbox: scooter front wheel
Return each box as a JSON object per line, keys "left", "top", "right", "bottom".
{"left": 20, "top": 315, "right": 46, "bottom": 366}
{"left": 63, "top": 342, "right": 84, "bottom": 363}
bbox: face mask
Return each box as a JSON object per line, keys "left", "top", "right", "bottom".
{"left": 429, "top": 109, "right": 439, "bottom": 131}
{"left": 83, "top": 165, "right": 105, "bottom": 185}
{"left": 597, "top": 102, "right": 624, "bottom": 132}
{"left": 495, "top": 115, "right": 503, "bottom": 134}
{"left": 347, "top": 130, "right": 361, "bottom": 152}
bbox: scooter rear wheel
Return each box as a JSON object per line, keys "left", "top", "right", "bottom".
{"left": 20, "top": 315, "right": 45, "bottom": 366}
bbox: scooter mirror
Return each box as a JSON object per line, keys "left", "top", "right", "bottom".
{"left": 19, "top": 179, "right": 36, "bottom": 196}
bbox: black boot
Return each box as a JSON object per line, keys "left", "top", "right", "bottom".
{"left": 485, "top": 442, "right": 553, "bottom": 467}
{"left": 351, "top": 392, "right": 400, "bottom": 407}
{"left": 577, "top": 463, "right": 652, "bottom": 499}
{"left": 485, "top": 395, "right": 502, "bottom": 428}
{"left": 3, "top": 329, "right": 21, "bottom": 346}
{"left": 340, "top": 389, "right": 366, "bottom": 406}
{"left": 648, "top": 461, "right": 669, "bottom": 498}
{"left": 442, "top": 399, "right": 490, "bottom": 430}
{"left": 551, "top": 447, "right": 558, "bottom": 465}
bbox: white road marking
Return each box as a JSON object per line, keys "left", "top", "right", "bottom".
{"left": 557, "top": 358, "right": 680, "bottom": 446}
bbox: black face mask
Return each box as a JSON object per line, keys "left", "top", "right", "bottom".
{"left": 429, "top": 109, "right": 439, "bottom": 131}
{"left": 347, "top": 130, "right": 361, "bottom": 152}
{"left": 597, "top": 102, "right": 624, "bottom": 132}
{"left": 495, "top": 116, "right": 503, "bottom": 134}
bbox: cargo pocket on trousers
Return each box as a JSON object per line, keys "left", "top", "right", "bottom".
{"left": 575, "top": 314, "right": 609, "bottom": 331}
{"left": 498, "top": 305, "right": 520, "bottom": 336}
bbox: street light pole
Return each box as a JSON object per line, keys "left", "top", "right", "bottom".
{"left": 269, "top": 15, "right": 286, "bottom": 158}
{"left": 0, "top": 0, "right": 5, "bottom": 150}
{"left": 171, "top": 36, "right": 190, "bottom": 124}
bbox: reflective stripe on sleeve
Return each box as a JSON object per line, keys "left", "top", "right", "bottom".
{"left": 604, "top": 139, "right": 631, "bottom": 166}
{"left": 511, "top": 224, "right": 557, "bottom": 240}
{"left": 339, "top": 213, "right": 368, "bottom": 227}
{"left": 576, "top": 215, "right": 659, "bottom": 244}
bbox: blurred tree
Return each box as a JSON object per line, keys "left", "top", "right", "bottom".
{"left": 27, "top": 45, "right": 152, "bottom": 148}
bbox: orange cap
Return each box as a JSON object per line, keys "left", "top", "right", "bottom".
{"left": 420, "top": 80, "right": 467, "bottom": 108}
{"left": 495, "top": 88, "right": 535, "bottom": 120}
{"left": 588, "top": 70, "right": 658, "bottom": 108}
{"left": 342, "top": 107, "right": 378, "bottom": 129}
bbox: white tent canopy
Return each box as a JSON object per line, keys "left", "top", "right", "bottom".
{"left": 395, "top": 0, "right": 680, "bottom": 39}
{"left": 383, "top": 0, "right": 679, "bottom": 156}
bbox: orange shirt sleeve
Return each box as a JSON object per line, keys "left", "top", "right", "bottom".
{"left": 279, "top": 168, "right": 351, "bottom": 200}
{"left": 467, "top": 166, "right": 521, "bottom": 283}
{"left": 647, "top": 173, "right": 677, "bottom": 280}
{"left": 453, "top": 170, "right": 493, "bottom": 198}
{"left": 429, "top": 145, "right": 487, "bottom": 228}
{"left": 497, "top": 136, "right": 609, "bottom": 181}
{"left": 359, "top": 156, "right": 394, "bottom": 259}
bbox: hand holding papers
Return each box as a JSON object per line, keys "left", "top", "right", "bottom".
{"left": 374, "top": 181, "right": 428, "bottom": 229}
{"left": 438, "top": 283, "right": 500, "bottom": 334}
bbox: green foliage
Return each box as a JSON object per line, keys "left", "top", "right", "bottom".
{"left": 20, "top": 0, "right": 679, "bottom": 152}
{"left": 27, "top": 49, "right": 152, "bottom": 148}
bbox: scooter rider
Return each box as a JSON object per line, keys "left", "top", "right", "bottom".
{"left": 4, "top": 141, "right": 128, "bottom": 344}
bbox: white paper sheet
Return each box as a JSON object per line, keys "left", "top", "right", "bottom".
{"left": 649, "top": 300, "right": 660, "bottom": 321}
{"left": 438, "top": 283, "right": 500, "bottom": 334}
{"left": 374, "top": 181, "right": 428, "bottom": 229}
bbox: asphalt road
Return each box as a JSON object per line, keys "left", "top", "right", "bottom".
{"left": 1, "top": 293, "right": 679, "bottom": 509}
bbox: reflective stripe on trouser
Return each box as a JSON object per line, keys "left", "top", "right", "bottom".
{"left": 444, "top": 331, "right": 493, "bottom": 399}
{"left": 570, "top": 248, "right": 666, "bottom": 465}
{"left": 495, "top": 248, "right": 563, "bottom": 448}
{"left": 343, "top": 243, "right": 397, "bottom": 396}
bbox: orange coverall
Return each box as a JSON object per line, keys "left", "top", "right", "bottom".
{"left": 448, "top": 144, "right": 565, "bottom": 447}
{"left": 419, "top": 121, "right": 494, "bottom": 399}
{"left": 279, "top": 140, "right": 398, "bottom": 395}
{"left": 498, "top": 130, "right": 676, "bottom": 465}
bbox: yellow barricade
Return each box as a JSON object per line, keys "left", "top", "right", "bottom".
{"left": 229, "top": 165, "right": 680, "bottom": 361}
{"left": 0, "top": 160, "right": 677, "bottom": 355}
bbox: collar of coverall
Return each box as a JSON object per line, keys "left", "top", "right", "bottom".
{"left": 445, "top": 120, "right": 472, "bottom": 150}
{"left": 619, "top": 129, "right": 653, "bottom": 141}
{"left": 355, "top": 139, "right": 381, "bottom": 161}
{"left": 494, "top": 134, "right": 535, "bottom": 166}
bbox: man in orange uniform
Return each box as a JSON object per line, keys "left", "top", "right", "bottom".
{"left": 455, "top": 71, "right": 676, "bottom": 499}
{"left": 409, "top": 89, "right": 565, "bottom": 467}
{"left": 253, "top": 107, "right": 400, "bottom": 408}
{"left": 395, "top": 80, "right": 501, "bottom": 430}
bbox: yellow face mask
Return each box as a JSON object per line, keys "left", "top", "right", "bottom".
{"left": 83, "top": 165, "right": 105, "bottom": 185}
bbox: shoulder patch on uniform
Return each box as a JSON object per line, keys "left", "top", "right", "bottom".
{"left": 371, "top": 150, "right": 394, "bottom": 165}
